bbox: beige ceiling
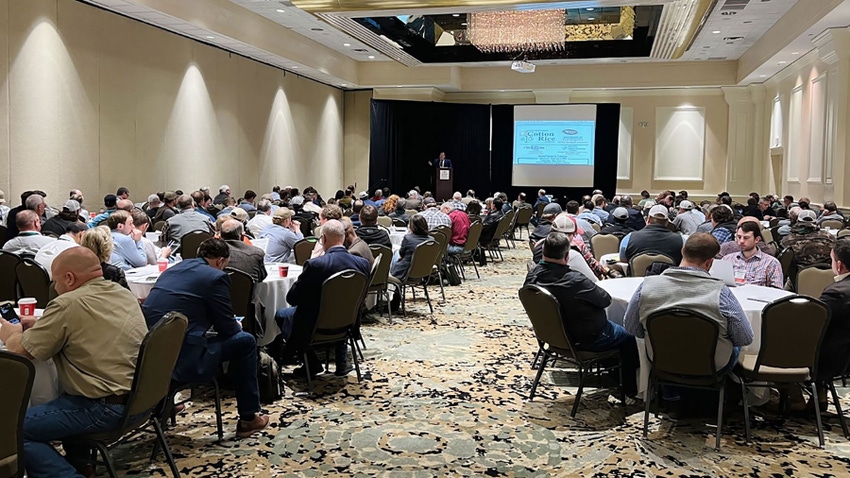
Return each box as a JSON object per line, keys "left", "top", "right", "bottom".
{"left": 78, "top": 0, "right": 850, "bottom": 92}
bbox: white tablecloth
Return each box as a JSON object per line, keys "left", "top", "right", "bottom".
{"left": 597, "top": 277, "right": 793, "bottom": 398}
{"left": 390, "top": 228, "right": 407, "bottom": 248}
{"left": 0, "top": 308, "right": 59, "bottom": 407}
{"left": 127, "top": 263, "right": 303, "bottom": 347}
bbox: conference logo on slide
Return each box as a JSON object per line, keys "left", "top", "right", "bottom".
{"left": 562, "top": 129, "right": 579, "bottom": 135}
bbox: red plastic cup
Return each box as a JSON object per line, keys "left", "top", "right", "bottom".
{"left": 278, "top": 265, "right": 289, "bottom": 277}
{"left": 157, "top": 258, "right": 168, "bottom": 273}
{"left": 18, "top": 298, "right": 37, "bottom": 316}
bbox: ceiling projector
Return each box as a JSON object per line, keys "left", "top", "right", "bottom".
{"left": 511, "top": 60, "right": 536, "bottom": 73}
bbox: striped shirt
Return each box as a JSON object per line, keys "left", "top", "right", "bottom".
{"left": 721, "top": 248, "right": 784, "bottom": 289}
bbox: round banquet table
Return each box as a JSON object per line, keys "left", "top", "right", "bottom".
{"left": 0, "top": 308, "right": 59, "bottom": 407}
{"left": 597, "top": 277, "right": 793, "bottom": 400}
{"left": 125, "top": 263, "right": 303, "bottom": 347}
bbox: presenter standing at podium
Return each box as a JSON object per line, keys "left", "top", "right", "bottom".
{"left": 428, "top": 151, "right": 452, "bottom": 169}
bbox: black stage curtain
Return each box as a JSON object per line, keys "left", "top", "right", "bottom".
{"left": 370, "top": 99, "right": 620, "bottom": 204}
{"left": 369, "top": 100, "right": 491, "bottom": 200}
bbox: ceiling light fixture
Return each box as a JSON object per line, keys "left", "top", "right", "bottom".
{"left": 778, "top": 60, "right": 787, "bottom": 65}
{"left": 343, "top": 43, "right": 351, "bottom": 47}
{"left": 760, "top": 74, "right": 767, "bottom": 78}
{"left": 276, "top": 9, "right": 285, "bottom": 13}
{"left": 588, "top": 17, "right": 595, "bottom": 20}
{"left": 205, "top": 36, "right": 215, "bottom": 39}
{"left": 587, "top": 7, "right": 594, "bottom": 11}
{"left": 368, "top": 55, "right": 375, "bottom": 59}
{"left": 791, "top": 51, "right": 799, "bottom": 55}
{"left": 712, "top": 30, "right": 720, "bottom": 34}
{"left": 453, "top": 13, "right": 460, "bottom": 17}
{"left": 468, "top": 10, "right": 565, "bottom": 53}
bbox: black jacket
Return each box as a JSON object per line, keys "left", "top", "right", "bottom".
{"left": 599, "top": 222, "right": 633, "bottom": 236}
{"left": 818, "top": 276, "right": 850, "bottom": 379}
{"left": 524, "top": 262, "right": 611, "bottom": 345}
{"left": 355, "top": 225, "right": 392, "bottom": 249}
{"left": 624, "top": 224, "right": 683, "bottom": 264}
{"left": 606, "top": 207, "right": 645, "bottom": 231}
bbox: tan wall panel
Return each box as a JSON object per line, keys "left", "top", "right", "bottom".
{"left": 1, "top": 0, "right": 345, "bottom": 207}
{"left": 344, "top": 90, "right": 372, "bottom": 191}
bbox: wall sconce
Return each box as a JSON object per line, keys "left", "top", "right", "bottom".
{"left": 639, "top": 121, "right": 650, "bottom": 128}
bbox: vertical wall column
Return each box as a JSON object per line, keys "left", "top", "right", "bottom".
{"left": 722, "top": 86, "right": 762, "bottom": 197}
{"left": 813, "top": 28, "right": 850, "bottom": 207}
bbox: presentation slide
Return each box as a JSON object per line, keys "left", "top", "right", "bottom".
{"left": 512, "top": 105, "right": 598, "bottom": 188}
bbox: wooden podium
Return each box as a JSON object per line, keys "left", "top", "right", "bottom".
{"left": 436, "top": 167, "right": 453, "bottom": 202}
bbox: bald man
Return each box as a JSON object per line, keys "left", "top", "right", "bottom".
{"left": 274, "top": 220, "right": 370, "bottom": 378}
{"left": 0, "top": 247, "right": 147, "bottom": 477}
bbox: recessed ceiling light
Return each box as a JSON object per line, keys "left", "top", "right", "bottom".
{"left": 276, "top": 9, "right": 285, "bottom": 13}
{"left": 778, "top": 60, "right": 787, "bottom": 65}
{"left": 588, "top": 17, "right": 595, "bottom": 20}
{"left": 368, "top": 55, "right": 375, "bottom": 59}
{"left": 344, "top": 43, "right": 351, "bottom": 47}
{"left": 292, "top": 66, "right": 298, "bottom": 69}
{"left": 205, "top": 36, "right": 215, "bottom": 39}
{"left": 461, "top": 22, "right": 467, "bottom": 26}
{"left": 791, "top": 51, "right": 799, "bottom": 55}
{"left": 452, "top": 13, "right": 460, "bottom": 17}
{"left": 587, "top": 7, "right": 594, "bottom": 11}
{"left": 712, "top": 30, "right": 721, "bottom": 34}
{"left": 499, "top": 90, "right": 505, "bottom": 92}
{"left": 341, "top": 83, "right": 348, "bottom": 87}
{"left": 760, "top": 74, "right": 767, "bottom": 78}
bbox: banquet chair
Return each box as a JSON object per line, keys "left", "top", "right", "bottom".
{"left": 592, "top": 223, "right": 603, "bottom": 233}
{"left": 304, "top": 269, "right": 368, "bottom": 390}
{"left": 294, "top": 237, "right": 319, "bottom": 266}
{"left": 15, "top": 259, "right": 50, "bottom": 308}
{"left": 179, "top": 230, "right": 212, "bottom": 260}
{"left": 821, "top": 219, "right": 844, "bottom": 230}
{"left": 518, "top": 285, "right": 625, "bottom": 418}
{"left": 67, "top": 313, "right": 188, "bottom": 478}
{"left": 770, "top": 218, "right": 780, "bottom": 228}
{"left": 392, "top": 218, "right": 408, "bottom": 227}
{"left": 513, "top": 206, "right": 533, "bottom": 240}
{"left": 777, "top": 247, "right": 797, "bottom": 289}
{"left": 797, "top": 266, "right": 836, "bottom": 299}
{"left": 367, "top": 245, "right": 393, "bottom": 320}
{"left": 826, "top": 356, "right": 850, "bottom": 438}
{"left": 0, "top": 250, "right": 21, "bottom": 302}
{"left": 0, "top": 225, "right": 7, "bottom": 249}
{"left": 397, "top": 240, "right": 441, "bottom": 317}
{"left": 590, "top": 234, "right": 620, "bottom": 262}
{"left": 405, "top": 209, "right": 418, "bottom": 218}
{"left": 154, "top": 221, "right": 166, "bottom": 233}
{"left": 0, "top": 351, "right": 35, "bottom": 478}
{"left": 427, "top": 230, "right": 449, "bottom": 301}
{"left": 450, "top": 220, "right": 482, "bottom": 280}
{"left": 377, "top": 216, "right": 393, "bottom": 228}
{"left": 760, "top": 228, "right": 774, "bottom": 246}
{"left": 629, "top": 253, "right": 675, "bottom": 278}
{"left": 735, "top": 295, "right": 830, "bottom": 447}
{"left": 501, "top": 210, "right": 517, "bottom": 249}
{"left": 642, "top": 308, "right": 727, "bottom": 450}
{"left": 839, "top": 229, "right": 850, "bottom": 239}
{"left": 484, "top": 213, "right": 514, "bottom": 262}
{"left": 226, "top": 268, "right": 259, "bottom": 338}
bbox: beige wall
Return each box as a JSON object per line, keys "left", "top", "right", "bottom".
{"left": 343, "top": 90, "right": 372, "bottom": 192}
{"left": 0, "top": 0, "right": 345, "bottom": 207}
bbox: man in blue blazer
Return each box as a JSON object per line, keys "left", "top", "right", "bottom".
{"left": 428, "top": 151, "right": 452, "bottom": 169}
{"left": 275, "top": 219, "right": 370, "bottom": 377}
{"left": 143, "top": 238, "right": 268, "bottom": 438}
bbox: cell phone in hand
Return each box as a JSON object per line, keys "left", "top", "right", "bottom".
{"left": 0, "top": 302, "right": 20, "bottom": 324}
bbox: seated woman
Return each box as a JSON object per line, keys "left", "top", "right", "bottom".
{"left": 381, "top": 194, "right": 399, "bottom": 217}
{"left": 388, "top": 197, "right": 410, "bottom": 224}
{"left": 80, "top": 226, "right": 130, "bottom": 289}
{"left": 390, "top": 214, "right": 434, "bottom": 280}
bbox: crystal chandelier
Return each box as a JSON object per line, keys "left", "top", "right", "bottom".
{"left": 467, "top": 10, "right": 566, "bottom": 54}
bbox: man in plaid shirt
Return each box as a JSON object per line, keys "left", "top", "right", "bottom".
{"left": 420, "top": 197, "right": 452, "bottom": 230}
{"left": 721, "top": 221, "right": 783, "bottom": 288}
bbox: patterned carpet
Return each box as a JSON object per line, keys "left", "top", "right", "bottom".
{"left": 113, "top": 240, "right": 850, "bottom": 477}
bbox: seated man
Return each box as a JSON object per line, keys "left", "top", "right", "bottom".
{"left": 531, "top": 214, "right": 597, "bottom": 282}
{"left": 721, "top": 221, "right": 783, "bottom": 288}
{"left": 355, "top": 204, "right": 392, "bottom": 249}
{"left": 525, "top": 232, "right": 637, "bottom": 397}
{"left": 442, "top": 201, "right": 470, "bottom": 254}
{"left": 620, "top": 205, "right": 684, "bottom": 265}
{"left": 274, "top": 220, "right": 370, "bottom": 377}
{"left": 781, "top": 209, "right": 835, "bottom": 268}
{"left": 107, "top": 210, "right": 148, "bottom": 270}
{"left": 818, "top": 200, "right": 844, "bottom": 225}
{"left": 163, "top": 194, "right": 215, "bottom": 250}
{"left": 420, "top": 197, "right": 452, "bottom": 230}
{"left": 259, "top": 207, "right": 304, "bottom": 263}
{"left": 672, "top": 200, "right": 704, "bottom": 235}
{"left": 2, "top": 209, "right": 54, "bottom": 255}
{"left": 41, "top": 199, "right": 85, "bottom": 237}
{"left": 221, "top": 219, "right": 267, "bottom": 282}
{"left": 35, "top": 222, "right": 86, "bottom": 276}
{"left": 341, "top": 217, "right": 374, "bottom": 268}
{"left": 0, "top": 248, "right": 147, "bottom": 477}
{"left": 310, "top": 204, "right": 344, "bottom": 259}
{"left": 815, "top": 240, "right": 850, "bottom": 396}
{"left": 599, "top": 207, "right": 636, "bottom": 236}
{"left": 710, "top": 205, "right": 738, "bottom": 245}
{"left": 142, "top": 238, "right": 268, "bottom": 437}
{"left": 624, "top": 233, "right": 753, "bottom": 375}
{"left": 246, "top": 199, "right": 274, "bottom": 237}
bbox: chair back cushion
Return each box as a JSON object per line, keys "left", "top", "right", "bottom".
{"left": 796, "top": 266, "right": 835, "bottom": 299}
{"left": 125, "top": 313, "right": 189, "bottom": 418}
{"left": 226, "top": 268, "right": 258, "bottom": 336}
{"left": 645, "top": 308, "right": 720, "bottom": 377}
{"left": 590, "top": 234, "right": 620, "bottom": 261}
{"left": 0, "top": 351, "right": 35, "bottom": 478}
{"left": 463, "top": 221, "right": 483, "bottom": 253}
{"left": 313, "top": 270, "right": 368, "bottom": 342}
{"left": 368, "top": 245, "right": 392, "bottom": 290}
{"left": 629, "top": 253, "right": 675, "bottom": 277}
{"left": 294, "top": 237, "right": 319, "bottom": 266}
{"left": 405, "top": 240, "right": 441, "bottom": 281}
{"left": 518, "top": 285, "right": 574, "bottom": 354}
{"left": 0, "top": 251, "right": 21, "bottom": 302}
{"left": 756, "top": 296, "right": 829, "bottom": 372}
{"left": 180, "top": 230, "right": 212, "bottom": 260}
{"left": 15, "top": 258, "right": 50, "bottom": 308}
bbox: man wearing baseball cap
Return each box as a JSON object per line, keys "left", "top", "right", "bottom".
{"left": 42, "top": 199, "right": 86, "bottom": 237}
{"left": 600, "top": 207, "right": 637, "bottom": 236}
{"left": 672, "top": 200, "right": 704, "bottom": 235}
{"left": 620, "top": 204, "right": 684, "bottom": 266}
{"left": 780, "top": 208, "right": 835, "bottom": 269}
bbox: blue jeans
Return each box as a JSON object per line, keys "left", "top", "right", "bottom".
{"left": 217, "top": 331, "right": 261, "bottom": 420}
{"left": 24, "top": 394, "right": 126, "bottom": 478}
{"left": 580, "top": 321, "right": 639, "bottom": 396}
{"left": 447, "top": 244, "right": 465, "bottom": 255}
